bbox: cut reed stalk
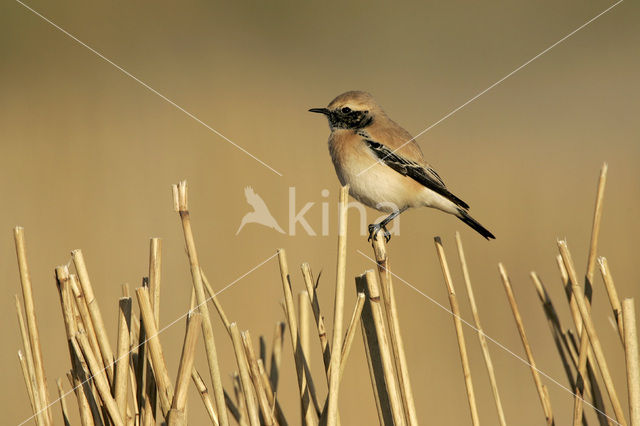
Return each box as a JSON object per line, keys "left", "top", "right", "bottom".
{"left": 68, "top": 274, "right": 105, "bottom": 378}
{"left": 202, "top": 268, "right": 232, "bottom": 334}
{"left": 357, "top": 269, "right": 405, "bottom": 425}
{"left": 75, "top": 332, "right": 124, "bottom": 426}
{"left": 435, "top": 237, "right": 480, "bottom": 426}
{"left": 55, "top": 267, "right": 98, "bottom": 426}
{"left": 301, "top": 263, "right": 331, "bottom": 380}
{"left": 167, "top": 312, "right": 202, "bottom": 426}
{"left": 339, "top": 292, "right": 365, "bottom": 380}
{"left": 18, "top": 350, "right": 36, "bottom": 415}
{"left": 72, "top": 249, "right": 115, "bottom": 382}
{"left": 456, "top": 232, "right": 507, "bottom": 426}
{"left": 191, "top": 369, "right": 220, "bottom": 425}
{"left": 277, "top": 249, "right": 319, "bottom": 425}
{"left": 298, "top": 291, "right": 315, "bottom": 426}
{"left": 569, "top": 271, "right": 626, "bottom": 425}
{"left": 371, "top": 235, "right": 418, "bottom": 426}
{"left": 230, "top": 323, "right": 261, "bottom": 426}
{"left": 622, "top": 299, "right": 639, "bottom": 426}
{"left": 173, "top": 180, "right": 229, "bottom": 426}
{"left": 242, "top": 330, "right": 277, "bottom": 426}
{"left": 598, "top": 257, "right": 624, "bottom": 343}
{"left": 114, "top": 297, "right": 132, "bottom": 421}
{"left": 575, "top": 162, "right": 608, "bottom": 425}
{"left": 15, "top": 294, "right": 43, "bottom": 426}
{"left": 326, "top": 185, "right": 350, "bottom": 426}
{"left": 56, "top": 377, "right": 72, "bottom": 426}
{"left": 135, "top": 286, "right": 175, "bottom": 417}
{"left": 14, "top": 226, "right": 52, "bottom": 425}
{"left": 498, "top": 262, "right": 554, "bottom": 425}
{"left": 559, "top": 241, "right": 610, "bottom": 426}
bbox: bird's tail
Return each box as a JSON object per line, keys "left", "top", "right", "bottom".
{"left": 456, "top": 208, "right": 495, "bottom": 240}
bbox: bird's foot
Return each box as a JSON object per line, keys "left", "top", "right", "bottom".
{"left": 368, "top": 223, "right": 391, "bottom": 243}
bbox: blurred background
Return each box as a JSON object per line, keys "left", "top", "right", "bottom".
{"left": 2, "top": 0, "right": 639, "bottom": 424}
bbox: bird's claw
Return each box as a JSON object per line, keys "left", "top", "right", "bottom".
{"left": 368, "top": 223, "right": 391, "bottom": 243}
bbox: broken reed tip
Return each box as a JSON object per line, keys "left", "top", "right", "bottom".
{"left": 172, "top": 180, "right": 188, "bottom": 212}
{"left": 55, "top": 265, "right": 70, "bottom": 280}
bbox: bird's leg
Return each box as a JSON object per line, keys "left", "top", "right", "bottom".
{"left": 368, "top": 207, "right": 408, "bottom": 242}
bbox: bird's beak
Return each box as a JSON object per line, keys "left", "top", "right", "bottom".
{"left": 308, "top": 107, "right": 330, "bottom": 115}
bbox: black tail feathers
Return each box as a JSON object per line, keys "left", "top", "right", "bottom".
{"left": 457, "top": 209, "right": 495, "bottom": 240}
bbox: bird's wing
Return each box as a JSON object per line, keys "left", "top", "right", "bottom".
{"left": 363, "top": 139, "right": 469, "bottom": 209}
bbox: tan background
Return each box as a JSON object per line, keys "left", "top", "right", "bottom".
{"left": 2, "top": 0, "right": 639, "bottom": 424}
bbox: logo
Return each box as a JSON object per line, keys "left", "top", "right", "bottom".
{"left": 236, "top": 186, "right": 401, "bottom": 237}
{"left": 236, "top": 187, "right": 286, "bottom": 235}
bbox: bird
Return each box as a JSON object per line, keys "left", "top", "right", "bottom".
{"left": 236, "top": 186, "right": 285, "bottom": 235}
{"left": 309, "top": 90, "right": 495, "bottom": 242}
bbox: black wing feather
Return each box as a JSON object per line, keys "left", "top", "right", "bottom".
{"left": 364, "top": 139, "right": 470, "bottom": 209}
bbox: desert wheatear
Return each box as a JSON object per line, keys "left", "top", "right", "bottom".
{"left": 310, "top": 90, "right": 495, "bottom": 241}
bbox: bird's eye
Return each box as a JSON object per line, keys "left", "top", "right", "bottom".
{"left": 341, "top": 107, "right": 351, "bottom": 113}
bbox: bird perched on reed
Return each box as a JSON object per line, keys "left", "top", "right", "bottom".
{"left": 310, "top": 90, "right": 495, "bottom": 242}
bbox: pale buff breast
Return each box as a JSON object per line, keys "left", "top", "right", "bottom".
{"left": 328, "top": 130, "right": 437, "bottom": 213}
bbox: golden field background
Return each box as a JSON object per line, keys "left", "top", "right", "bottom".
{"left": 1, "top": 0, "right": 639, "bottom": 424}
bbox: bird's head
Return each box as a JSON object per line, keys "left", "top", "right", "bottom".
{"left": 309, "top": 91, "right": 381, "bottom": 130}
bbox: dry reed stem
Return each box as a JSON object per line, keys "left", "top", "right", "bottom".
{"left": 358, "top": 294, "right": 386, "bottom": 426}
{"left": 147, "top": 238, "right": 162, "bottom": 425}
{"left": 15, "top": 294, "right": 44, "bottom": 425}
{"left": 18, "top": 350, "right": 36, "bottom": 414}
{"left": 75, "top": 332, "right": 124, "bottom": 426}
{"left": 242, "top": 330, "right": 277, "bottom": 426}
{"left": 570, "top": 277, "right": 626, "bottom": 425}
{"left": 202, "top": 268, "right": 232, "bottom": 334}
{"left": 149, "top": 238, "right": 162, "bottom": 324}
{"left": 301, "top": 263, "right": 331, "bottom": 380}
{"left": 622, "top": 299, "right": 639, "bottom": 426}
{"left": 72, "top": 249, "right": 115, "bottom": 382}
{"left": 57, "top": 377, "right": 72, "bottom": 426}
{"left": 576, "top": 162, "right": 608, "bottom": 424}
{"left": 167, "top": 312, "right": 202, "bottom": 426}
{"left": 359, "top": 269, "right": 405, "bottom": 425}
{"left": 299, "top": 291, "right": 311, "bottom": 368}
{"left": 371, "top": 235, "right": 418, "bottom": 426}
{"left": 257, "top": 358, "right": 289, "bottom": 426}
{"left": 230, "top": 323, "right": 261, "bottom": 426}
{"left": 326, "top": 184, "right": 350, "bottom": 426}
{"left": 55, "top": 267, "right": 97, "bottom": 426}
{"left": 586, "top": 163, "right": 607, "bottom": 286}
{"left": 339, "top": 292, "right": 365, "bottom": 380}
{"left": 269, "top": 322, "right": 286, "bottom": 392}
{"left": 456, "top": 233, "right": 507, "bottom": 426}
{"left": 14, "top": 226, "right": 52, "bottom": 425}
{"left": 599, "top": 257, "right": 624, "bottom": 343}
{"left": 298, "top": 291, "right": 315, "bottom": 426}
{"left": 69, "top": 275, "right": 105, "bottom": 379}
{"left": 173, "top": 180, "right": 229, "bottom": 426}
{"left": 115, "top": 297, "right": 132, "bottom": 421}
{"left": 277, "top": 249, "right": 319, "bottom": 425}
{"left": 558, "top": 241, "right": 610, "bottom": 425}
{"left": 435, "top": 238, "right": 480, "bottom": 426}
{"left": 191, "top": 369, "right": 220, "bottom": 425}
{"left": 136, "top": 286, "right": 176, "bottom": 418}
{"left": 498, "top": 263, "right": 554, "bottom": 425}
